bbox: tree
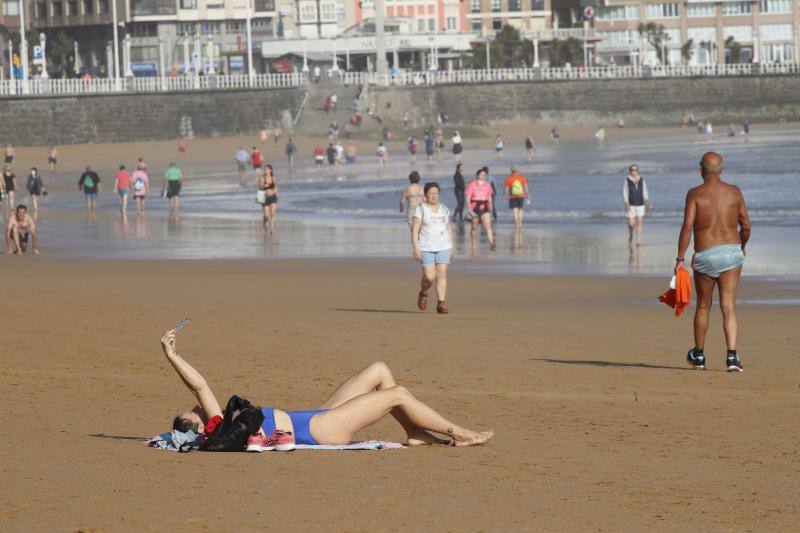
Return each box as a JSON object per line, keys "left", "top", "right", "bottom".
{"left": 681, "top": 39, "right": 694, "bottom": 64}
{"left": 725, "top": 36, "right": 742, "bottom": 64}
{"left": 548, "top": 38, "right": 584, "bottom": 67}
{"left": 468, "top": 42, "right": 500, "bottom": 69}
{"left": 637, "top": 22, "right": 670, "bottom": 64}
{"left": 47, "top": 30, "right": 74, "bottom": 77}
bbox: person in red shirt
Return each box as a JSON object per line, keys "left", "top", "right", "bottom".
{"left": 161, "top": 329, "right": 493, "bottom": 447}
{"left": 313, "top": 145, "right": 325, "bottom": 167}
{"left": 251, "top": 146, "right": 263, "bottom": 179}
{"left": 503, "top": 166, "right": 530, "bottom": 229}
{"left": 113, "top": 164, "right": 133, "bottom": 212}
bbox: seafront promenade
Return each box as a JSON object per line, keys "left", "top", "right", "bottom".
{"left": 1, "top": 62, "right": 799, "bottom": 97}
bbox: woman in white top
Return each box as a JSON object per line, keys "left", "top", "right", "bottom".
{"left": 411, "top": 182, "right": 453, "bottom": 314}
{"left": 451, "top": 131, "right": 463, "bottom": 161}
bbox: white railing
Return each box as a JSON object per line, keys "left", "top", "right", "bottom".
{"left": 0, "top": 72, "right": 305, "bottom": 97}
{"left": 357, "top": 62, "right": 800, "bottom": 86}
{"left": 2, "top": 63, "right": 798, "bottom": 97}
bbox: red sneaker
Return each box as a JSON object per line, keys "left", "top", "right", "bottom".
{"left": 246, "top": 430, "right": 295, "bottom": 452}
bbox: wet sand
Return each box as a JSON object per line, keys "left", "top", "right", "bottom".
{"left": 1, "top": 259, "right": 798, "bottom": 530}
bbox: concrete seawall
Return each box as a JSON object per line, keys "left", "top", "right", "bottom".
{"left": 367, "top": 75, "right": 800, "bottom": 127}
{"left": 0, "top": 88, "right": 305, "bottom": 146}
{"left": 2, "top": 75, "right": 798, "bottom": 145}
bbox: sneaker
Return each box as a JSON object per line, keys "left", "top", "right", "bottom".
{"left": 686, "top": 348, "right": 706, "bottom": 370}
{"left": 246, "top": 430, "right": 295, "bottom": 452}
{"left": 726, "top": 354, "right": 744, "bottom": 372}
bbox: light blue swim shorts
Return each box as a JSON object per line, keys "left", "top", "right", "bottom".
{"left": 693, "top": 244, "right": 745, "bottom": 278}
{"left": 420, "top": 249, "right": 451, "bottom": 266}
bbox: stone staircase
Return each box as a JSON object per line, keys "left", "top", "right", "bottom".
{"left": 293, "top": 79, "right": 365, "bottom": 136}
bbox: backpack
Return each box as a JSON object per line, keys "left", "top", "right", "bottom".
{"left": 133, "top": 176, "right": 145, "bottom": 192}
{"left": 184, "top": 395, "right": 265, "bottom": 453}
{"left": 510, "top": 178, "right": 524, "bottom": 197}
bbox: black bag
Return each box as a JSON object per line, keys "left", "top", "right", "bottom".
{"left": 187, "top": 395, "right": 264, "bottom": 452}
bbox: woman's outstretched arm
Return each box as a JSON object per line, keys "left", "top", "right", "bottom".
{"left": 160, "top": 330, "right": 223, "bottom": 419}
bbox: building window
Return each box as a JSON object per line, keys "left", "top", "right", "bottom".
{"left": 255, "top": 0, "right": 274, "bottom": 11}
{"left": 722, "top": 2, "right": 752, "bottom": 15}
{"left": 226, "top": 20, "right": 245, "bottom": 32}
{"left": 724, "top": 25, "right": 753, "bottom": 42}
{"left": 645, "top": 3, "right": 679, "bottom": 19}
{"left": 492, "top": 18, "right": 502, "bottom": 29}
{"left": 177, "top": 21, "right": 195, "bottom": 34}
{"left": 131, "top": 46, "right": 158, "bottom": 62}
{"left": 428, "top": 18, "right": 434, "bottom": 31}
{"left": 509, "top": 0, "right": 521, "bottom": 11}
{"left": 687, "top": 26, "right": 717, "bottom": 43}
{"left": 446, "top": 16, "right": 456, "bottom": 30}
{"left": 180, "top": 0, "right": 196, "bottom": 8}
{"left": 759, "top": 0, "right": 791, "bottom": 13}
{"left": 320, "top": 0, "right": 336, "bottom": 21}
{"left": 52, "top": 1, "right": 63, "bottom": 15}
{"left": 491, "top": 0, "right": 500, "bottom": 12}
{"left": 596, "top": 5, "right": 639, "bottom": 21}
{"left": 36, "top": 1, "right": 46, "bottom": 17}
{"left": 471, "top": 20, "right": 482, "bottom": 31}
{"left": 252, "top": 17, "right": 270, "bottom": 27}
{"left": 83, "top": 0, "right": 93, "bottom": 13}
{"left": 760, "top": 23, "right": 792, "bottom": 40}
{"left": 598, "top": 30, "right": 641, "bottom": 47}
{"left": 531, "top": 0, "right": 544, "bottom": 9}
{"left": 418, "top": 18, "right": 425, "bottom": 31}
{"left": 67, "top": 0, "right": 77, "bottom": 14}
{"left": 686, "top": 3, "right": 715, "bottom": 17}
{"left": 200, "top": 21, "right": 220, "bottom": 34}
{"left": 2, "top": 0, "right": 19, "bottom": 15}
{"left": 98, "top": 0, "right": 107, "bottom": 13}
{"left": 131, "top": 22, "right": 158, "bottom": 36}
{"left": 470, "top": 0, "right": 480, "bottom": 12}
{"left": 299, "top": 2, "right": 317, "bottom": 23}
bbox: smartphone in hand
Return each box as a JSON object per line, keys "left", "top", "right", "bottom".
{"left": 175, "top": 317, "right": 191, "bottom": 333}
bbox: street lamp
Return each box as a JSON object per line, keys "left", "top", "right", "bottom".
{"left": 206, "top": 35, "right": 216, "bottom": 75}
{"left": 331, "top": 36, "right": 339, "bottom": 72}
{"left": 18, "top": 0, "right": 29, "bottom": 84}
{"left": 111, "top": 0, "right": 120, "bottom": 79}
{"left": 302, "top": 38, "right": 309, "bottom": 72}
{"left": 124, "top": 33, "right": 133, "bottom": 77}
{"left": 73, "top": 40, "right": 80, "bottom": 76}
{"left": 40, "top": 32, "right": 48, "bottom": 79}
{"left": 532, "top": 37, "right": 540, "bottom": 68}
{"left": 245, "top": 0, "right": 254, "bottom": 79}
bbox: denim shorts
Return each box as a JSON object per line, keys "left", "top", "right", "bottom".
{"left": 85, "top": 192, "right": 97, "bottom": 201}
{"left": 420, "top": 249, "right": 450, "bottom": 266}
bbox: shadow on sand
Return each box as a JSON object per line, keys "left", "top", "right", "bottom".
{"left": 530, "top": 357, "right": 692, "bottom": 371}
{"left": 89, "top": 433, "right": 150, "bottom": 441}
{"left": 332, "top": 308, "right": 419, "bottom": 314}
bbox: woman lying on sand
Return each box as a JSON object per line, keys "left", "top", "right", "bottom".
{"left": 162, "top": 330, "right": 493, "bottom": 449}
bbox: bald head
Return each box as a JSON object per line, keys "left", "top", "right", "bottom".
{"left": 700, "top": 152, "right": 723, "bottom": 177}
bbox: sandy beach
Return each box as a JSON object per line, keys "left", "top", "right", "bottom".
{"left": 1, "top": 259, "right": 798, "bottom": 531}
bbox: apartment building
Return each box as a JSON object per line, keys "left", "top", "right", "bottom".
{"left": 29, "top": 0, "right": 294, "bottom": 75}
{"left": 465, "top": 0, "right": 552, "bottom": 34}
{"left": 594, "top": 0, "right": 800, "bottom": 65}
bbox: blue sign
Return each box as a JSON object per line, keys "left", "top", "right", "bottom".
{"left": 131, "top": 62, "right": 157, "bottom": 72}
{"left": 229, "top": 57, "right": 244, "bottom": 69}
{"left": 32, "top": 45, "right": 44, "bottom": 61}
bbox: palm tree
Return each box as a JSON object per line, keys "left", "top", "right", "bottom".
{"left": 681, "top": 39, "right": 694, "bottom": 64}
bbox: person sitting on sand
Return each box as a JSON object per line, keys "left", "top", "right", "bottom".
{"left": 5, "top": 204, "right": 38, "bottom": 255}
{"left": 161, "top": 329, "right": 492, "bottom": 449}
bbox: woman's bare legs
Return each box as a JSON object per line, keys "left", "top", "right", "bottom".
{"left": 319, "top": 362, "right": 449, "bottom": 445}
{"left": 268, "top": 203, "right": 277, "bottom": 234}
{"left": 313, "top": 384, "right": 492, "bottom": 447}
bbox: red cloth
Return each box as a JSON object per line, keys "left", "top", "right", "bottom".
{"left": 658, "top": 267, "right": 692, "bottom": 317}
{"left": 201, "top": 415, "right": 222, "bottom": 441}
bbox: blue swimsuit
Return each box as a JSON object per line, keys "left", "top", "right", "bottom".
{"left": 261, "top": 407, "right": 327, "bottom": 445}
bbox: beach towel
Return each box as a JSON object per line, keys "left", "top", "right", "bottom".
{"left": 658, "top": 267, "right": 692, "bottom": 316}
{"left": 146, "top": 435, "right": 404, "bottom": 452}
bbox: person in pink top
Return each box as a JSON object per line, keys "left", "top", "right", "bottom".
{"left": 465, "top": 168, "right": 496, "bottom": 250}
{"left": 130, "top": 168, "right": 149, "bottom": 215}
{"left": 113, "top": 164, "right": 132, "bottom": 211}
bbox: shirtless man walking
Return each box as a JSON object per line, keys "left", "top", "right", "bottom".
{"left": 5, "top": 205, "right": 38, "bottom": 255}
{"left": 677, "top": 152, "right": 750, "bottom": 372}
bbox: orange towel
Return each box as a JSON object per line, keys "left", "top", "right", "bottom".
{"left": 658, "top": 267, "right": 692, "bottom": 317}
